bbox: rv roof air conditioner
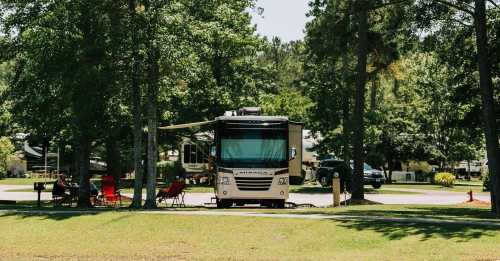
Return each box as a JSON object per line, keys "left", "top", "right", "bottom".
{"left": 238, "top": 107, "right": 262, "bottom": 116}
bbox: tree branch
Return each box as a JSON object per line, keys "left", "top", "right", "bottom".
{"left": 433, "top": 0, "right": 475, "bottom": 16}
{"left": 371, "top": 0, "right": 412, "bottom": 10}
{"left": 488, "top": 0, "right": 499, "bottom": 9}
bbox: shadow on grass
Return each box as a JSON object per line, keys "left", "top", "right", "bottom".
{"left": 0, "top": 200, "right": 216, "bottom": 221}
{"left": 0, "top": 200, "right": 134, "bottom": 221}
{"left": 336, "top": 219, "right": 497, "bottom": 241}
{"left": 289, "top": 186, "right": 331, "bottom": 194}
{"left": 0, "top": 208, "right": 104, "bottom": 221}
{"left": 335, "top": 206, "right": 497, "bottom": 220}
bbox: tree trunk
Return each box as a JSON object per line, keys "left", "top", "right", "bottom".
{"left": 351, "top": 1, "right": 368, "bottom": 200}
{"left": 144, "top": 2, "right": 159, "bottom": 209}
{"left": 144, "top": 54, "right": 159, "bottom": 208}
{"left": 106, "top": 137, "right": 121, "bottom": 186}
{"left": 72, "top": 141, "right": 80, "bottom": 182}
{"left": 474, "top": 0, "right": 500, "bottom": 217}
{"left": 128, "top": 0, "right": 144, "bottom": 209}
{"left": 393, "top": 78, "right": 400, "bottom": 98}
{"left": 342, "top": 98, "right": 351, "bottom": 165}
{"left": 388, "top": 159, "right": 393, "bottom": 184}
{"left": 77, "top": 136, "right": 91, "bottom": 208}
{"left": 492, "top": 190, "right": 497, "bottom": 214}
{"left": 370, "top": 78, "right": 377, "bottom": 112}
{"left": 467, "top": 159, "right": 471, "bottom": 181}
{"left": 341, "top": 54, "right": 351, "bottom": 166}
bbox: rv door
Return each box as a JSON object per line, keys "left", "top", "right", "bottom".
{"left": 288, "top": 122, "right": 303, "bottom": 185}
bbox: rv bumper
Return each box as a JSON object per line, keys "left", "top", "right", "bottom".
{"left": 216, "top": 174, "right": 289, "bottom": 200}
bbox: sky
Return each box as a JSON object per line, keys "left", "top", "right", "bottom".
{"left": 250, "top": 0, "right": 311, "bottom": 42}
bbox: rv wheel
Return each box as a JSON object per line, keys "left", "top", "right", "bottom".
{"left": 216, "top": 199, "right": 232, "bottom": 208}
{"left": 274, "top": 200, "right": 285, "bottom": 209}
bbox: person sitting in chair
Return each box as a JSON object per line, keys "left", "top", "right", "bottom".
{"left": 90, "top": 181, "right": 99, "bottom": 205}
{"left": 52, "top": 174, "right": 70, "bottom": 205}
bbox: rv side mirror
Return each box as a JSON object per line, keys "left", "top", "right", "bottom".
{"left": 290, "top": 147, "right": 297, "bottom": 160}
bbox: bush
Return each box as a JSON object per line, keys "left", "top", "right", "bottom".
{"left": 483, "top": 171, "right": 491, "bottom": 192}
{"left": 434, "top": 172, "right": 455, "bottom": 187}
{"left": 158, "top": 161, "right": 186, "bottom": 182}
{"left": 0, "top": 137, "right": 15, "bottom": 179}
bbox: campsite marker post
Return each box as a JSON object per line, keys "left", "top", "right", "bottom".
{"left": 332, "top": 172, "right": 340, "bottom": 207}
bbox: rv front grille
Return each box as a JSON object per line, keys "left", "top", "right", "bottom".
{"left": 235, "top": 177, "right": 273, "bottom": 191}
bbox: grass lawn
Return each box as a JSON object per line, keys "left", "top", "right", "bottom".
{"left": 0, "top": 178, "right": 55, "bottom": 186}
{"left": 384, "top": 182, "right": 487, "bottom": 193}
{"left": 257, "top": 204, "right": 499, "bottom": 222}
{"left": 0, "top": 207, "right": 499, "bottom": 261}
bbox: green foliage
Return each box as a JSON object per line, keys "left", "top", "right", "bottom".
{"left": 260, "top": 89, "right": 313, "bottom": 123}
{"left": 483, "top": 171, "right": 491, "bottom": 192}
{"left": 0, "top": 62, "right": 14, "bottom": 136}
{"left": 434, "top": 172, "right": 456, "bottom": 187}
{"left": 0, "top": 136, "right": 14, "bottom": 178}
{"left": 158, "top": 160, "right": 186, "bottom": 182}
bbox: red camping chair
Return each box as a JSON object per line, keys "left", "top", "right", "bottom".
{"left": 98, "top": 176, "right": 122, "bottom": 206}
{"left": 156, "top": 180, "right": 186, "bottom": 207}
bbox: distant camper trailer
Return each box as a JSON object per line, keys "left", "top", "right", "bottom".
{"left": 180, "top": 134, "right": 214, "bottom": 176}
{"left": 455, "top": 160, "right": 482, "bottom": 177}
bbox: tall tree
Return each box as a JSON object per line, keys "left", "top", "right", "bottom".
{"left": 417, "top": 0, "right": 500, "bottom": 216}
{"left": 143, "top": 0, "right": 163, "bottom": 209}
{"left": 473, "top": 0, "right": 500, "bottom": 216}
{"left": 128, "top": 0, "right": 145, "bottom": 208}
{"left": 351, "top": 0, "right": 369, "bottom": 200}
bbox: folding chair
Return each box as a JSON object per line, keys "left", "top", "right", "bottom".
{"left": 156, "top": 180, "right": 186, "bottom": 207}
{"left": 52, "top": 181, "right": 72, "bottom": 207}
{"left": 98, "top": 176, "right": 122, "bottom": 207}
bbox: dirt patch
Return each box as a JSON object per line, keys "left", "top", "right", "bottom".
{"left": 340, "top": 198, "right": 381, "bottom": 205}
{"left": 459, "top": 200, "right": 491, "bottom": 208}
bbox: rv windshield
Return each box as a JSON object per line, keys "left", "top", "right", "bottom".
{"left": 219, "top": 128, "right": 288, "bottom": 168}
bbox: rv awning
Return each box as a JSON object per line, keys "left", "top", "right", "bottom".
{"left": 158, "top": 120, "right": 215, "bottom": 130}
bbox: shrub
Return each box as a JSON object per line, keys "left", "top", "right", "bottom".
{"left": 434, "top": 172, "right": 455, "bottom": 187}
{"left": 0, "top": 137, "right": 15, "bottom": 179}
{"left": 483, "top": 171, "right": 491, "bottom": 192}
{"left": 158, "top": 161, "right": 186, "bottom": 182}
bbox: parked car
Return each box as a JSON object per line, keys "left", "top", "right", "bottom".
{"left": 316, "top": 159, "right": 352, "bottom": 193}
{"left": 350, "top": 162, "right": 385, "bottom": 189}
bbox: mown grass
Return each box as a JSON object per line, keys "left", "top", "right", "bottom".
{"left": 0, "top": 178, "right": 55, "bottom": 186}
{"left": 384, "top": 182, "right": 486, "bottom": 193}
{"left": 0, "top": 209, "right": 499, "bottom": 261}
{"left": 1, "top": 200, "right": 496, "bottom": 222}
{"left": 255, "top": 204, "right": 499, "bottom": 222}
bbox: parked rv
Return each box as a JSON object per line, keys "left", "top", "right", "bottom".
{"left": 160, "top": 107, "right": 303, "bottom": 208}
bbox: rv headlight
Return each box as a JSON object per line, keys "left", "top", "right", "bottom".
{"left": 221, "top": 177, "right": 230, "bottom": 185}
{"left": 278, "top": 177, "right": 288, "bottom": 185}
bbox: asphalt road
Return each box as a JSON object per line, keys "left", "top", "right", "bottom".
{"left": 0, "top": 185, "right": 491, "bottom": 207}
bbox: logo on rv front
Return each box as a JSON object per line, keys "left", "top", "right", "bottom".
{"left": 235, "top": 170, "right": 271, "bottom": 176}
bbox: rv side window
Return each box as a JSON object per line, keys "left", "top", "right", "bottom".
{"left": 199, "top": 145, "right": 208, "bottom": 163}
{"left": 196, "top": 145, "right": 204, "bottom": 164}
{"left": 183, "top": 144, "right": 190, "bottom": 163}
{"left": 190, "top": 145, "right": 197, "bottom": 163}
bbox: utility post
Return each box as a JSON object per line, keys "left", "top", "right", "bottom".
{"left": 332, "top": 172, "right": 341, "bottom": 207}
